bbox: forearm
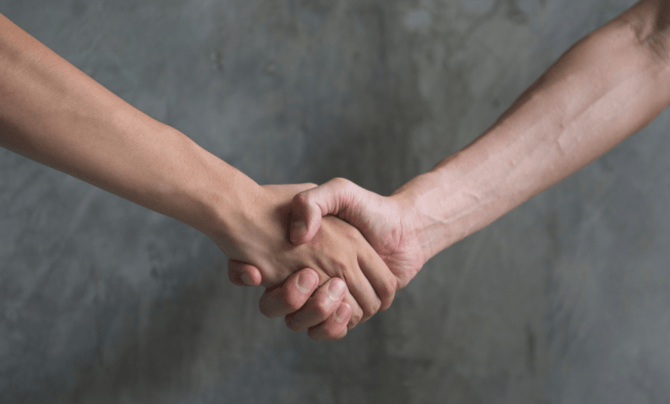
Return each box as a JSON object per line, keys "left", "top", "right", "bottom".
{"left": 0, "top": 13, "right": 258, "bottom": 239}
{"left": 394, "top": 0, "right": 670, "bottom": 263}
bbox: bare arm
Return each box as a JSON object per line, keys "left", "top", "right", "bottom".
{"left": 0, "top": 13, "right": 397, "bottom": 338}
{"left": 396, "top": 0, "right": 670, "bottom": 263}
{"left": 254, "top": 0, "right": 670, "bottom": 312}
{"left": 0, "top": 13, "right": 253, "bottom": 239}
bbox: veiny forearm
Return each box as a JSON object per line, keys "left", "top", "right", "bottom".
{"left": 394, "top": 0, "right": 670, "bottom": 263}
{"left": 0, "top": 13, "right": 258, "bottom": 239}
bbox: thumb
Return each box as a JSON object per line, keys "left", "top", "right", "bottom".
{"left": 289, "top": 177, "right": 355, "bottom": 245}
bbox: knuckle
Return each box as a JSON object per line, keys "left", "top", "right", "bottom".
{"left": 380, "top": 278, "right": 398, "bottom": 305}
{"left": 381, "top": 292, "right": 396, "bottom": 312}
{"left": 323, "top": 261, "right": 345, "bottom": 279}
{"left": 293, "top": 191, "right": 311, "bottom": 206}
{"left": 329, "top": 260, "right": 347, "bottom": 276}
{"left": 349, "top": 310, "right": 363, "bottom": 326}
{"left": 366, "top": 299, "right": 382, "bottom": 317}
{"left": 313, "top": 301, "right": 332, "bottom": 320}
{"left": 332, "top": 177, "right": 352, "bottom": 189}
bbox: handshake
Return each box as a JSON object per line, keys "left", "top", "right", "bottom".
{"left": 214, "top": 177, "right": 430, "bottom": 342}
{"left": 4, "top": 2, "right": 649, "bottom": 345}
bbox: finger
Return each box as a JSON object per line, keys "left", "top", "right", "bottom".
{"left": 284, "top": 278, "right": 347, "bottom": 332}
{"left": 289, "top": 193, "right": 323, "bottom": 245}
{"left": 343, "top": 286, "right": 364, "bottom": 330}
{"left": 357, "top": 248, "right": 398, "bottom": 312}
{"left": 342, "top": 261, "right": 384, "bottom": 325}
{"left": 258, "top": 268, "right": 319, "bottom": 318}
{"left": 290, "top": 177, "right": 355, "bottom": 245}
{"left": 306, "top": 302, "right": 352, "bottom": 341}
{"left": 263, "top": 182, "right": 318, "bottom": 193}
{"left": 301, "top": 182, "right": 318, "bottom": 190}
{"left": 311, "top": 216, "right": 383, "bottom": 325}
{"left": 227, "top": 259, "right": 262, "bottom": 287}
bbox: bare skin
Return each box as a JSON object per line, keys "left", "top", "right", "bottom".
{"left": 0, "top": 13, "right": 399, "bottom": 340}
{"left": 232, "top": 0, "right": 670, "bottom": 330}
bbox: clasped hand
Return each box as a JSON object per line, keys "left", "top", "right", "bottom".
{"left": 222, "top": 179, "right": 426, "bottom": 341}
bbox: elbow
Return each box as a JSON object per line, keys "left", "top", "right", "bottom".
{"left": 622, "top": 0, "right": 670, "bottom": 63}
{"left": 625, "top": 0, "right": 670, "bottom": 107}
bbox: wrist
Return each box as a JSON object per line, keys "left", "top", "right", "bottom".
{"left": 391, "top": 155, "right": 495, "bottom": 264}
{"left": 164, "top": 133, "right": 262, "bottom": 248}
{"left": 391, "top": 172, "right": 453, "bottom": 265}
{"left": 201, "top": 169, "right": 263, "bottom": 254}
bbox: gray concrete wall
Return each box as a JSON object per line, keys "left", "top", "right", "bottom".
{"left": 1, "top": 0, "right": 668, "bottom": 402}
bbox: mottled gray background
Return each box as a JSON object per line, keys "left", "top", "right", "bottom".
{"left": 1, "top": 0, "right": 669, "bottom": 402}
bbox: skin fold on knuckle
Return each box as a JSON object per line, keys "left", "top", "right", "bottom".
{"left": 374, "top": 298, "right": 383, "bottom": 314}
{"left": 326, "top": 257, "right": 348, "bottom": 280}
{"left": 349, "top": 310, "right": 363, "bottom": 327}
{"left": 293, "top": 192, "right": 311, "bottom": 211}
{"left": 332, "top": 177, "right": 351, "bottom": 189}
{"left": 380, "top": 279, "right": 397, "bottom": 311}
{"left": 367, "top": 297, "right": 382, "bottom": 318}
{"left": 359, "top": 301, "right": 379, "bottom": 323}
{"left": 313, "top": 300, "right": 333, "bottom": 320}
{"left": 372, "top": 274, "right": 395, "bottom": 304}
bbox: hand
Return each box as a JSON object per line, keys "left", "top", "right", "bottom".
{"left": 212, "top": 182, "right": 398, "bottom": 338}
{"left": 231, "top": 178, "right": 426, "bottom": 335}
{"left": 229, "top": 264, "right": 356, "bottom": 341}
{"left": 290, "top": 178, "right": 426, "bottom": 288}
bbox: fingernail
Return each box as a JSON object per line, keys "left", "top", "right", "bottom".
{"left": 291, "top": 221, "right": 307, "bottom": 240}
{"left": 240, "top": 272, "right": 253, "bottom": 286}
{"left": 334, "top": 303, "right": 350, "bottom": 322}
{"left": 327, "top": 279, "right": 346, "bottom": 300}
{"left": 297, "top": 272, "right": 317, "bottom": 294}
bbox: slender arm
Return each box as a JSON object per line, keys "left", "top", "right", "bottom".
{"left": 0, "top": 13, "right": 257, "bottom": 241}
{"left": 393, "top": 0, "right": 670, "bottom": 263}
{"left": 0, "top": 14, "right": 397, "bottom": 330}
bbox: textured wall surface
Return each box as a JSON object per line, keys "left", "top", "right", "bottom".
{"left": 2, "top": 0, "right": 669, "bottom": 403}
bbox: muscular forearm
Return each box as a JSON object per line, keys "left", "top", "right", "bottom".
{"left": 394, "top": 0, "right": 670, "bottom": 263}
{"left": 0, "top": 13, "right": 258, "bottom": 239}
